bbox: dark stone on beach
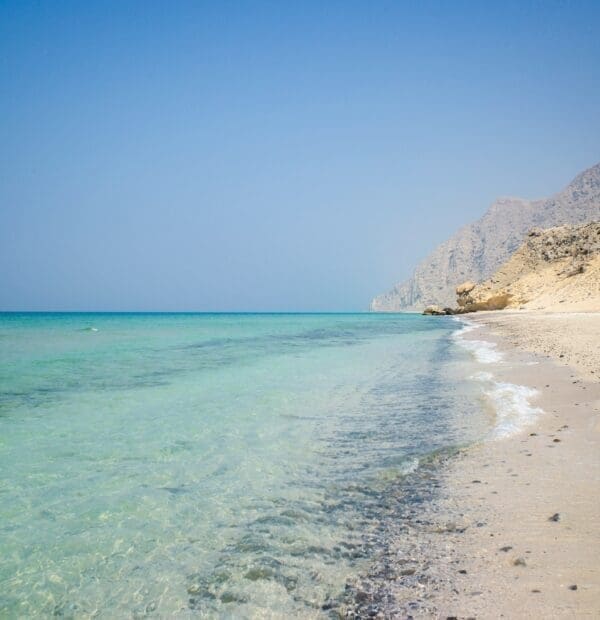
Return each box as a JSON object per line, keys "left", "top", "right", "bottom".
{"left": 569, "top": 584, "right": 578, "bottom": 591}
{"left": 553, "top": 438, "right": 561, "bottom": 443}
{"left": 513, "top": 557, "right": 527, "bottom": 566}
{"left": 446, "top": 616, "right": 458, "bottom": 620}
{"left": 366, "top": 604, "right": 379, "bottom": 616}
{"left": 499, "top": 545, "right": 513, "bottom": 552}
{"left": 532, "top": 589, "right": 541, "bottom": 593}
{"left": 548, "top": 513, "right": 560, "bottom": 522}
{"left": 471, "top": 480, "right": 482, "bottom": 484}
{"left": 458, "top": 569, "right": 467, "bottom": 574}
{"left": 530, "top": 432, "right": 537, "bottom": 436}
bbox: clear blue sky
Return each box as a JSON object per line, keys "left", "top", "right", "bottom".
{"left": 1, "top": 1, "right": 599, "bottom": 311}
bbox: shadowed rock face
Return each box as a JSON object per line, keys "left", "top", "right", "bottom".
{"left": 371, "top": 163, "right": 600, "bottom": 311}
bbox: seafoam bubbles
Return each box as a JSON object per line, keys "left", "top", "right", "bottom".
{"left": 452, "top": 319, "right": 503, "bottom": 364}
{"left": 470, "top": 371, "right": 543, "bottom": 439}
{"left": 457, "top": 338, "right": 502, "bottom": 363}
{"left": 457, "top": 320, "right": 543, "bottom": 439}
{"left": 485, "top": 381, "right": 542, "bottom": 439}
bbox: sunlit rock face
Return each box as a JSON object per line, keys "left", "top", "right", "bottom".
{"left": 371, "top": 163, "right": 600, "bottom": 312}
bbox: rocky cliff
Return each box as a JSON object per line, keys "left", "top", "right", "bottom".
{"left": 371, "top": 163, "right": 600, "bottom": 311}
{"left": 456, "top": 221, "right": 600, "bottom": 313}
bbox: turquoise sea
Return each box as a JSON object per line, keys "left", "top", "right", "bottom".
{"left": 0, "top": 313, "right": 494, "bottom": 617}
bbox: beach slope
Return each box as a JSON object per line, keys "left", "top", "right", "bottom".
{"left": 435, "top": 311, "right": 600, "bottom": 618}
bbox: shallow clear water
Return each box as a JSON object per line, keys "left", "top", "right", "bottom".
{"left": 0, "top": 313, "right": 489, "bottom": 617}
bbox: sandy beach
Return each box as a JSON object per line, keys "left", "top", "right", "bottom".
{"left": 432, "top": 311, "right": 600, "bottom": 618}
{"left": 336, "top": 311, "right": 600, "bottom": 619}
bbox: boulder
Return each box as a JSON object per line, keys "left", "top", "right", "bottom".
{"left": 456, "top": 281, "right": 476, "bottom": 296}
{"left": 422, "top": 305, "right": 446, "bottom": 316}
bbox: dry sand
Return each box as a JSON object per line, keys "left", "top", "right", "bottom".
{"left": 432, "top": 311, "right": 600, "bottom": 618}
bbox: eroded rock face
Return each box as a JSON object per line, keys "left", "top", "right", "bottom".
{"left": 457, "top": 293, "right": 513, "bottom": 312}
{"left": 455, "top": 221, "right": 600, "bottom": 313}
{"left": 455, "top": 281, "right": 476, "bottom": 296}
{"left": 371, "top": 163, "right": 600, "bottom": 311}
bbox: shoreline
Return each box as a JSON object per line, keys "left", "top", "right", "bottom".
{"left": 343, "top": 310, "right": 600, "bottom": 618}
{"left": 434, "top": 311, "right": 600, "bottom": 617}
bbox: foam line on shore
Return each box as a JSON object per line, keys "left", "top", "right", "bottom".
{"left": 454, "top": 318, "right": 543, "bottom": 438}
{"left": 481, "top": 377, "right": 542, "bottom": 439}
{"left": 452, "top": 318, "right": 503, "bottom": 363}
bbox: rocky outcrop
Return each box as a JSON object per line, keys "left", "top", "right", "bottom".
{"left": 371, "top": 163, "right": 600, "bottom": 311}
{"left": 456, "top": 221, "right": 600, "bottom": 313}
{"left": 422, "top": 305, "right": 447, "bottom": 316}
{"left": 455, "top": 281, "right": 476, "bottom": 297}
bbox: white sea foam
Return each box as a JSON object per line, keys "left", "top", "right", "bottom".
{"left": 452, "top": 319, "right": 503, "bottom": 363}
{"left": 485, "top": 381, "right": 542, "bottom": 439}
{"left": 456, "top": 319, "right": 542, "bottom": 438}
{"left": 458, "top": 338, "right": 502, "bottom": 363}
{"left": 470, "top": 370, "right": 543, "bottom": 439}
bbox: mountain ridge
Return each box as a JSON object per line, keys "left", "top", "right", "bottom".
{"left": 370, "top": 163, "right": 600, "bottom": 311}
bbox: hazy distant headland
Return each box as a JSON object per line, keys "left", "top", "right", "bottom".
{"left": 371, "top": 163, "right": 600, "bottom": 311}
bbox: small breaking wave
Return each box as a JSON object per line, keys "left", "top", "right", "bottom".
{"left": 470, "top": 372, "right": 542, "bottom": 439}
{"left": 457, "top": 338, "right": 502, "bottom": 363}
{"left": 452, "top": 319, "right": 503, "bottom": 363}
{"left": 485, "top": 381, "right": 542, "bottom": 439}
{"left": 455, "top": 319, "right": 543, "bottom": 438}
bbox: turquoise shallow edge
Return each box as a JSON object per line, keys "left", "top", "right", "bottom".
{"left": 0, "top": 312, "right": 484, "bottom": 617}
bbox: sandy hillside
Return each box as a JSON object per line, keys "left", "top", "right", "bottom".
{"left": 371, "top": 162, "right": 600, "bottom": 311}
{"left": 458, "top": 221, "right": 600, "bottom": 313}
